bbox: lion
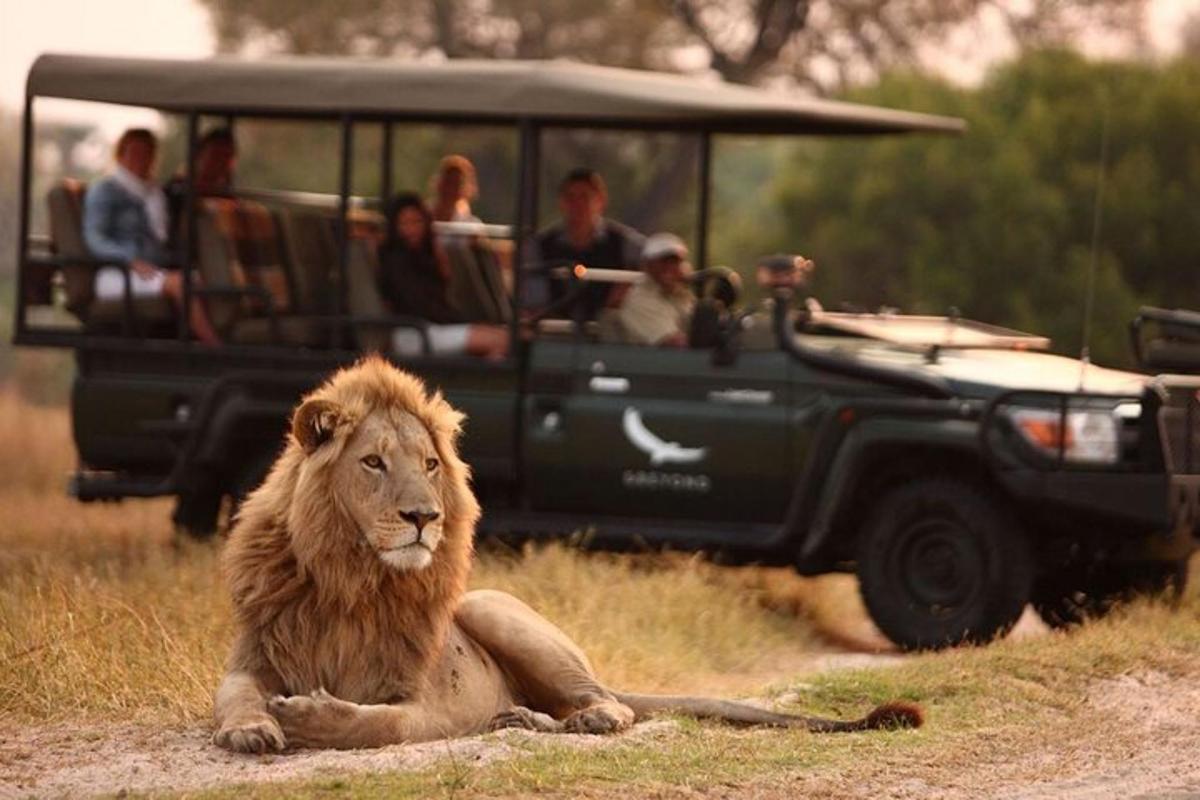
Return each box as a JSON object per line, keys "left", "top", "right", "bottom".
{"left": 213, "top": 356, "right": 922, "bottom": 753}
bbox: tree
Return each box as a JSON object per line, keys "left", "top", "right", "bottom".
{"left": 760, "top": 52, "right": 1200, "bottom": 367}
{"left": 198, "top": 0, "right": 1149, "bottom": 90}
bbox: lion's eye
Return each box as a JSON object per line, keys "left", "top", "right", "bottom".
{"left": 425, "top": 457, "right": 440, "bottom": 472}
{"left": 361, "top": 454, "right": 386, "bottom": 471}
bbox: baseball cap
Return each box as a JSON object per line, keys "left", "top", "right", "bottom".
{"left": 642, "top": 232, "right": 688, "bottom": 262}
{"left": 757, "top": 253, "right": 803, "bottom": 274}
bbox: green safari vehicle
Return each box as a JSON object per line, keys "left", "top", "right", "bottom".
{"left": 13, "top": 54, "right": 1198, "bottom": 650}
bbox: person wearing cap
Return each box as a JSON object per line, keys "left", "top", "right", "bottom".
{"left": 531, "top": 168, "right": 645, "bottom": 319}
{"left": 615, "top": 232, "right": 695, "bottom": 347}
{"left": 741, "top": 253, "right": 816, "bottom": 349}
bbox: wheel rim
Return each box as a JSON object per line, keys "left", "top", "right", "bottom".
{"left": 892, "top": 516, "right": 984, "bottom": 619}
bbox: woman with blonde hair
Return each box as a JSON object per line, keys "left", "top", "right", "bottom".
{"left": 430, "top": 154, "right": 479, "bottom": 225}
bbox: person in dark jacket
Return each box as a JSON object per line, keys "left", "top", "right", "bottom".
{"left": 378, "top": 192, "right": 507, "bottom": 358}
{"left": 530, "top": 168, "right": 644, "bottom": 320}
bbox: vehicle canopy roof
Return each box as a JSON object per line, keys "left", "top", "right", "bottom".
{"left": 27, "top": 53, "right": 965, "bottom": 135}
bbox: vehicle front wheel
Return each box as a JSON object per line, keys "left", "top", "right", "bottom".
{"left": 1032, "top": 559, "right": 1189, "bottom": 629}
{"left": 856, "top": 479, "right": 1032, "bottom": 651}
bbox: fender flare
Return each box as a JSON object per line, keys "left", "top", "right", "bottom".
{"left": 795, "top": 416, "right": 984, "bottom": 569}
{"left": 169, "top": 374, "right": 312, "bottom": 491}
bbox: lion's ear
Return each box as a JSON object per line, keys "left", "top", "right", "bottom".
{"left": 292, "top": 398, "right": 343, "bottom": 454}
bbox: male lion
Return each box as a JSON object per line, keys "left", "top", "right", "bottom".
{"left": 213, "top": 356, "right": 921, "bottom": 752}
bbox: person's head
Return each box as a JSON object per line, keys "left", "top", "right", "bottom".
{"left": 558, "top": 168, "right": 607, "bottom": 232}
{"left": 193, "top": 128, "right": 236, "bottom": 193}
{"left": 641, "top": 233, "right": 691, "bottom": 292}
{"left": 432, "top": 154, "right": 477, "bottom": 209}
{"left": 755, "top": 254, "right": 815, "bottom": 292}
{"left": 386, "top": 192, "right": 435, "bottom": 251}
{"left": 114, "top": 128, "right": 158, "bottom": 181}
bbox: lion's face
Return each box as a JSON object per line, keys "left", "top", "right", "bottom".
{"left": 329, "top": 409, "right": 447, "bottom": 571}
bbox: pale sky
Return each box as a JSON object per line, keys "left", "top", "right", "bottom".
{"left": 1, "top": 0, "right": 1196, "bottom": 127}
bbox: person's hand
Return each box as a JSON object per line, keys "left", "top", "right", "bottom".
{"left": 129, "top": 259, "right": 161, "bottom": 279}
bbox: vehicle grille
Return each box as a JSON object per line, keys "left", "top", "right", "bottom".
{"left": 1157, "top": 382, "right": 1200, "bottom": 475}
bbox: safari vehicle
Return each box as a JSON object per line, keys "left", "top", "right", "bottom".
{"left": 13, "top": 54, "right": 1199, "bottom": 651}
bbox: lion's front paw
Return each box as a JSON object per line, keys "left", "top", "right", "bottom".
{"left": 213, "top": 713, "right": 286, "bottom": 754}
{"left": 562, "top": 702, "right": 634, "bottom": 735}
{"left": 267, "top": 689, "right": 358, "bottom": 749}
{"left": 489, "top": 706, "right": 564, "bottom": 733}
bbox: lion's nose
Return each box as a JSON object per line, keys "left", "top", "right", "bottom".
{"left": 399, "top": 509, "right": 440, "bottom": 533}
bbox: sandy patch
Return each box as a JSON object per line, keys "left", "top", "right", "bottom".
{"left": 0, "top": 719, "right": 679, "bottom": 799}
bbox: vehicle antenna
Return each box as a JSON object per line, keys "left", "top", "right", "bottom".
{"left": 1078, "top": 101, "right": 1111, "bottom": 391}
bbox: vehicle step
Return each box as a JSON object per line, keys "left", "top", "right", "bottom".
{"left": 69, "top": 471, "right": 173, "bottom": 501}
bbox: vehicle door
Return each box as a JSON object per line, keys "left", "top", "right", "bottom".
{"left": 525, "top": 336, "right": 797, "bottom": 524}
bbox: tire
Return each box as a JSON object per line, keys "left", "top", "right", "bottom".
{"left": 1032, "top": 559, "right": 1189, "bottom": 629}
{"left": 856, "top": 479, "right": 1033, "bottom": 651}
{"left": 225, "top": 448, "right": 279, "bottom": 526}
{"left": 172, "top": 477, "right": 223, "bottom": 539}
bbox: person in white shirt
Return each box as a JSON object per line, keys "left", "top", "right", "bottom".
{"left": 616, "top": 232, "right": 695, "bottom": 348}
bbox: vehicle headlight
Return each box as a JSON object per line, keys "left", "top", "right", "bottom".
{"left": 1008, "top": 406, "right": 1121, "bottom": 464}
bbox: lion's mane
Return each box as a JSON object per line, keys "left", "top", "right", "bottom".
{"left": 221, "top": 356, "right": 481, "bottom": 701}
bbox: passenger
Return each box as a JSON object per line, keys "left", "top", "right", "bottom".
{"left": 164, "top": 127, "right": 236, "bottom": 241}
{"left": 378, "top": 192, "right": 508, "bottom": 359}
{"left": 741, "top": 253, "right": 817, "bottom": 349}
{"left": 430, "top": 154, "right": 481, "bottom": 228}
{"left": 533, "top": 168, "right": 645, "bottom": 320}
{"left": 82, "top": 128, "right": 219, "bottom": 345}
{"left": 616, "top": 233, "right": 695, "bottom": 348}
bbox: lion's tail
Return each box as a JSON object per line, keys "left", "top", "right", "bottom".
{"left": 612, "top": 692, "right": 923, "bottom": 733}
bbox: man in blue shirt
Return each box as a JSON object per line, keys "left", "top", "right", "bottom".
{"left": 83, "top": 128, "right": 219, "bottom": 344}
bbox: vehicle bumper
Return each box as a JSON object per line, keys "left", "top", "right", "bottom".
{"left": 998, "top": 469, "right": 1198, "bottom": 561}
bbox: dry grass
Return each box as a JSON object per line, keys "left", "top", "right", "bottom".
{"left": 0, "top": 390, "right": 827, "bottom": 725}
{"left": 5, "top": 389, "right": 1200, "bottom": 798}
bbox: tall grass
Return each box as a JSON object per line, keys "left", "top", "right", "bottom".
{"left": 0, "top": 391, "right": 825, "bottom": 725}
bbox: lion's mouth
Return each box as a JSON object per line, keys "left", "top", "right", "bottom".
{"left": 380, "top": 540, "right": 430, "bottom": 554}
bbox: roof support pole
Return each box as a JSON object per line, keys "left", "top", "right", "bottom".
{"left": 335, "top": 114, "right": 354, "bottom": 349}
{"left": 512, "top": 119, "right": 540, "bottom": 317}
{"left": 511, "top": 118, "right": 540, "bottom": 510}
{"left": 179, "top": 111, "right": 198, "bottom": 342}
{"left": 695, "top": 131, "right": 711, "bottom": 271}
{"left": 14, "top": 95, "right": 33, "bottom": 339}
{"left": 380, "top": 121, "right": 394, "bottom": 207}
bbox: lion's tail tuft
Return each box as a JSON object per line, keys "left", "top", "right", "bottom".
{"left": 864, "top": 701, "right": 924, "bottom": 730}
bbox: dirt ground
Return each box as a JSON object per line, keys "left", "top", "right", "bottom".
{"left": 4, "top": 611, "right": 1200, "bottom": 800}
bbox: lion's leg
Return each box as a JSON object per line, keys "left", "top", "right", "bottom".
{"left": 267, "top": 689, "right": 459, "bottom": 750}
{"left": 457, "top": 590, "right": 635, "bottom": 735}
{"left": 213, "top": 670, "right": 286, "bottom": 754}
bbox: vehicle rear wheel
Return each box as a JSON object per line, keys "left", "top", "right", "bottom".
{"left": 856, "top": 479, "right": 1032, "bottom": 651}
{"left": 1032, "top": 559, "right": 1189, "bottom": 629}
{"left": 227, "top": 448, "right": 279, "bottom": 511}
{"left": 172, "top": 476, "right": 222, "bottom": 539}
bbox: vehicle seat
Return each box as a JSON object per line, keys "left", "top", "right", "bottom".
{"left": 444, "top": 239, "right": 510, "bottom": 324}
{"left": 344, "top": 236, "right": 391, "bottom": 353}
{"left": 276, "top": 207, "right": 337, "bottom": 315}
{"left": 46, "top": 179, "right": 174, "bottom": 330}
{"left": 195, "top": 197, "right": 325, "bottom": 346}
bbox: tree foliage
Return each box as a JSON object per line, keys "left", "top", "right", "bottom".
{"left": 761, "top": 51, "right": 1200, "bottom": 366}
{"left": 198, "top": 0, "right": 1147, "bottom": 89}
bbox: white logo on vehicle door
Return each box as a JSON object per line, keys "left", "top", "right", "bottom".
{"left": 621, "top": 407, "right": 707, "bottom": 465}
